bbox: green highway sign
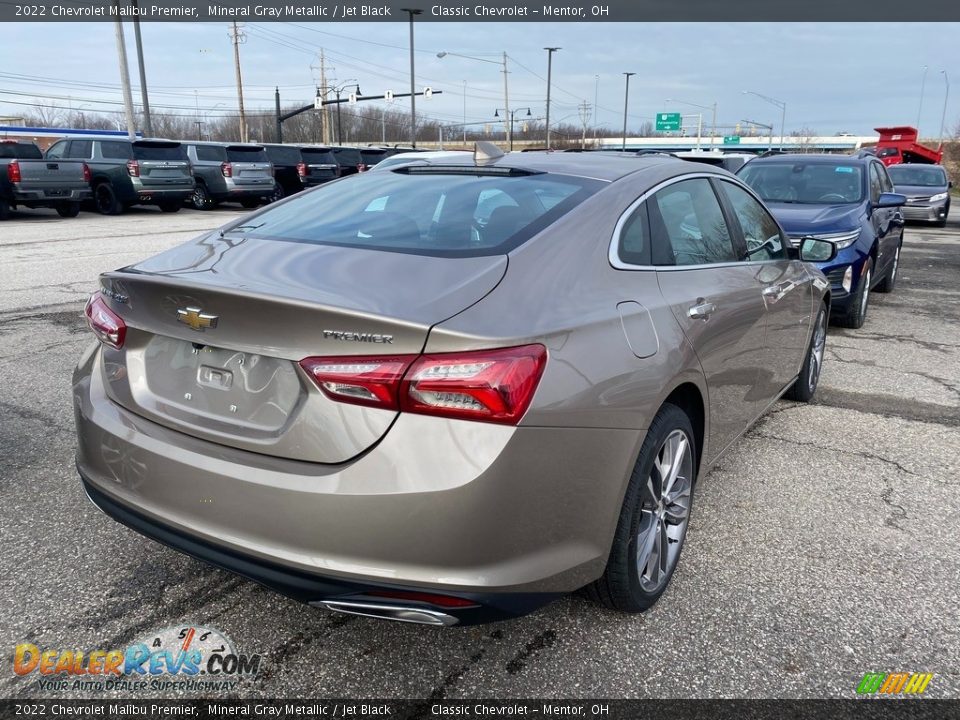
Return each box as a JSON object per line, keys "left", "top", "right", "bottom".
{"left": 655, "top": 112, "right": 682, "bottom": 132}
{"left": 722, "top": 135, "right": 741, "bottom": 144}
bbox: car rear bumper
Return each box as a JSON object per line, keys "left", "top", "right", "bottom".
{"left": 132, "top": 187, "right": 194, "bottom": 205}
{"left": 74, "top": 344, "right": 637, "bottom": 618}
{"left": 14, "top": 187, "right": 91, "bottom": 204}
{"left": 213, "top": 183, "right": 275, "bottom": 200}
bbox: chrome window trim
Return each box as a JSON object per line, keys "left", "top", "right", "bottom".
{"left": 609, "top": 171, "right": 757, "bottom": 271}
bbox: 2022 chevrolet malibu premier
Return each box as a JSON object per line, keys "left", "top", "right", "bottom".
{"left": 74, "top": 150, "right": 835, "bottom": 626}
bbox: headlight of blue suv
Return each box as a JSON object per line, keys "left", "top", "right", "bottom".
{"left": 929, "top": 192, "right": 949, "bottom": 203}
{"left": 808, "top": 230, "right": 861, "bottom": 250}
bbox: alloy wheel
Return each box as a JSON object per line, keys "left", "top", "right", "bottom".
{"left": 890, "top": 247, "right": 900, "bottom": 283}
{"left": 808, "top": 309, "right": 826, "bottom": 390}
{"left": 860, "top": 268, "right": 871, "bottom": 317}
{"left": 636, "top": 429, "right": 693, "bottom": 593}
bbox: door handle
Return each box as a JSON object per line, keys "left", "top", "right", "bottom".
{"left": 688, "top": 300, "right": 716, "bottom": 320}
{"left": 762, "top": 281, "right": 792, "bottom": 302}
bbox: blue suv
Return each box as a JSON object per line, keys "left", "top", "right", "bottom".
{"left": 738, "top": 154, "right": 906, "bottom": 328}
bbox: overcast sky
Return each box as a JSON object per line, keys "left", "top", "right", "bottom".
{"left": 1, "top": 21, "right": 957, "bottom": 138}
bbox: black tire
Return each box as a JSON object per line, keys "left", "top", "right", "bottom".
{"left": 267, "top": 183, "right": 285, "bottom": 204}
{"left": 874, "top": 242, "right": 901, "bottom": 294}
{"left": 0, "top": 197, "right": 10, "bottom": 220}
{"left": 56, "top": 202, "right": 81, "bottom": 218}
{"left": 836, "top": 258, "right": 872, "bottom": 329}
{"left": 786, "top": 302, "right": 827, "bottom": 402}
{"left": 158, "top": 202, "right": 182, "bottom": 214}
{"left": 93, "top": 182, "right": 122, "bottom": 215}
{"left": 190, "top": 183, "right": 214, "bottom": 211}
{"left": 240, "top": 198, "right": 261, "bottom": 209}
{"left": 583, "top": 402, "right": 697, "bottom": 612}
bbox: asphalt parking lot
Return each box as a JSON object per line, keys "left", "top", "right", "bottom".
{"left": 1, "top": 202, "right": 958, "bottom": 699}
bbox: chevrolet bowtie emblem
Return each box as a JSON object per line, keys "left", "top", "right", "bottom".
{"left": 176, "top": 307, "right": 218, "bottom": 331}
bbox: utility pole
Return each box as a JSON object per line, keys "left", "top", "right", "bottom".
{"left": 401, "top": 8, "right": 422, "bottom": 147}
{"left": 462, "top": 80, "right": 467, "bottom": 144}
{"left": 275, "top": 87, "right": 282, "bottom": 142}
{"left": 130, "top": 0, "right": 152, "bottom": 136}
{"left": 622, "top": 72, "right": 635, "bottom": 152}
{"left": 320, "top": 50, "right": 331, "bottom": 144}
{"left": 593, "top": 74, "right": 599, "bottom": 144}
{"left": 938, "top": 70, "right": 950, "bottom": 148}
{"left": 229, "top": 21, "right": 248, "bottom": 143}
{"left": 503, "top": 52, "right": 511, "bottom": 149}
{"left": 544, "top": 47, "right": 560, "bottom": 149}
{"left": 579, "top": 100, "right": 591, "bottom": 149}
{"left": 112, "top": 6, "right": 137, "bottom": 140}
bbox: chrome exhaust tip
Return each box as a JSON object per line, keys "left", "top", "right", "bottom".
{"left": 312, "top": 600, "right": 459, "bottom": 626}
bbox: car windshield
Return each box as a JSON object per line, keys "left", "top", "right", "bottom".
{"left": 231, "top": 169, "right": 604, "bottom": 257}
{"left": 888, "top": 165, "right": 947, "bottom": 187}
{"left": 738, "top": 162, "right": 864, "bottom": 204}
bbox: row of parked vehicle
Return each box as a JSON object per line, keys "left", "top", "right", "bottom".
{"left": 0, "top": 137, "right": 417, "bottom": 219}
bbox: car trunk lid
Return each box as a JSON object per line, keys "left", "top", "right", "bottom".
{"left": 97, "top": 234, "right": 506, "bottom": 463}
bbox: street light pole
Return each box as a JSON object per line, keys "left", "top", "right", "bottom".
{"left": 437, "top": 50, "right": 510, "bottom": 149}
{"left": 544, "top": 47, "right": 560, "bottom": 149}
{"left": 622, "top": 72, "right": 635, "bottom": 152}
{"left": 938, "top": 70, "right": 950, "bottom": 148}
{"left": 917, "top": 65, "right": 928, "bottom": 134}
{"left": 744, "top": 90, "right": 787, "bottom": 151}
{"left": 462, "top": 80, "right": 467, "bottom": 144}
{"left": 401, "top": 8, "right": 422, "bottom": 148}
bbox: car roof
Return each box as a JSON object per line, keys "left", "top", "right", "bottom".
{"left": 747, "top": 153, "right": 872, "bottom": 165}
{"left": 399, "top": 150, "right": 709, "bottom": 182}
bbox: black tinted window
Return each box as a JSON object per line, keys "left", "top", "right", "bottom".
{"left": 230, "top": 170, "right": 603, "bottom": 257}
{"left": 360, "top": 149, "right": 389, "bottom": 165}
{"left": 300, "top": 148, "right": 336, "bottom": 164}
{"left": 195, "top": 145, "right": 227, "bottom": 162}
{"left": 332, "top": 148, "right": 361, "bottom": 165}
{"left": 617, "top": 202, "right": 651, "bottom": 266}
{"left": 649, "top": 179, "right": 737, "bottom": 266}
{"left": 133, "top": 142, "right": 187, "bottom": 161}
{"left": 0, "top": 142, "right": 42, "bottom": 159}
{"left": 264, "top": 146, "right": 301, "bottom": 165}
{"left": 719, "top": 181, "right": 788, "bottom": 262}
{"left": 226, "top": 146, "right": 268, "bottom": 162}
{"left": 100, "top": 140, "right": 132, "bottom": 160}
{"left": 67, "top": 140, "right": 92, "bottom": 159}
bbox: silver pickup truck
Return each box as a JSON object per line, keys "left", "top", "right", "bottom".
{"left": 1, "top": 140, "right": 92, "bottom": 219}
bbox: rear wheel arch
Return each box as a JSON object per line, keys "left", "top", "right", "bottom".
{"left": 661, "top": 383, "right": 705, "bottom": 479}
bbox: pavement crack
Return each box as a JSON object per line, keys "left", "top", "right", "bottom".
{"left": 746, "top": 431, "right": 917, "bottom": 477}
{"left": 504, "top": 629, "right": 557, "bottom": 675}
{"left": 831, "top": 330, "right": 960, "bottom": 354}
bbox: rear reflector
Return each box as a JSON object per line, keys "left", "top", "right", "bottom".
{"left": 364, "top": 590, "right": 479, "bottom": 608}
{"left": 300, "top": 345, "right": 547, "bottom": 425}
{"left": 84, "top": 293, "right": 126, "bottom": 349}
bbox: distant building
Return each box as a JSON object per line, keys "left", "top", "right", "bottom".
{"left": 0, "top": 125, "right": 140, "bottom": 151}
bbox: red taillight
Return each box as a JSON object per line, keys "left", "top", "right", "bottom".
{"left": 357, "top": 163, "right": 369, "bottom": 173}
{"left": 126, "top": 159, "right": 140, "bottom": 177}
{"left": 82, "top": 162, "right": 92, "bottom": 183}
{"left": 84, "top": 293, "right": 126, "bottom": 349}
{"left": 401, "top": 345, "right": 547, "bottom": 424}
{"left": 7, "top": 160, "right": 21, "bottom": 183}
{"left": 300, "top": 345, "right": 547, "bottom": 425}
{"left": 364, "top": 590, "right": 479, "bottom": 608}
{"left": 221, "top": 161, "right": 233, "bottom": 178}
{"left": 299, "top": 355, "right": 418, "bottom": 410}
{"left": 296, "top": 161, "right": 308, "bottom": 177}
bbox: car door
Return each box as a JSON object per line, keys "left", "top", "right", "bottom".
{"left": 869, "top": 161, "right": 898, "bottom": 279}
{"left": 650, "top": 177, "right": 768, "bottom": 455}
{"left": 716, "top": 179, "right": 813, "bottom": 400}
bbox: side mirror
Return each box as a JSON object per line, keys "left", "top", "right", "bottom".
{"left": 798, "top": 237, "right": 837, "bottom": 263}
{"left": 950, "top": 180, "right": 954, "bottom": 188}
{"left": 875, "top": 192, "right": 906, "bottom": 208}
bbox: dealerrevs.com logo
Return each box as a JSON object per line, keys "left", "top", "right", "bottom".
{"left": 856, "top": 672, "right": 934, "bottom": 695}
{"left": 13, "top": 625, "right": 261, "bottom": 693}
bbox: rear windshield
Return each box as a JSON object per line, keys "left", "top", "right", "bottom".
{"left": 739, "top": 162, "right": 865, "bottom": 204}
{"left": 332, "top": 148, "right": 361, "bottom": 165}
{"left": 300, "top": 148, "right": 336, "bottom": 164}
{"left": 0, "top": 142, "right": 43, "bottom": 159}
{"left": 264, "top": 146, "right": 301, "bottom": 165}
{"left": 360, "top": 149, "right": 389, "bottom": 165}
{"left": 226, "top": 146, "right": 268, "bottom": 163}
{"left": 230, "top": 169, "right": 604, "bottom": 257}
{"left": 887, "top": 165, "right": 948, "bottom": 187}
{"left": 877, "top": 147, "right": 899, "bottom": 158}
{"left": 133, "top": 142, "right": 187, "bottom": 162}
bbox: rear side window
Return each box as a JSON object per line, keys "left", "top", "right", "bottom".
{"left": 301, "top": 148, "right": 336, "bottom": 164}
{"left": 616, "top": 202, "right": 651, "bottom": 266}
{"left": 67, "top": 140, "right": 92, "bottom": 159}
{"left": 648, "top": 178, "right": 737, "bottom": 266}
{"left": 195, "top": 145, "right": 227, "bottom": 162}
{"left": 226, "top": 146, "right": 268, "bottom": 162}
{"left": 264, "top": 146, "right": 301, "bottom": 165}
{"left": 232, "top": 170, "right": 604, "bottom": 257}
{"left": 133, "top": 142, "right": 187, "bottom": 161}
{"left": 0, "top": 142, "right": 42, "bottom": 159}
{"left": 100, "top": 141, "right": 133, "bottom": 160}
